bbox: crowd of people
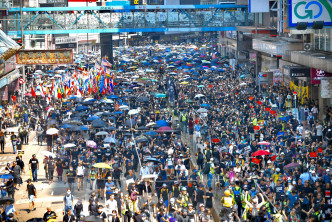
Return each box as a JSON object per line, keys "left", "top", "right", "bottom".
{"left": 0, "top": 41, "right": 330, "bottom": 222}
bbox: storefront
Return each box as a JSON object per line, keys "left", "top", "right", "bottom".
{"left": 0, "top": 69, "right": 20, "bottom": 103}
{"left": 286, "top": 66, "right": 310, "bottom": 105}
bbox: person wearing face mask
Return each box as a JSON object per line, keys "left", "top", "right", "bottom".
{"left": 5, "top": 213, "right": 17, "bottom": 222}
{"left": 66, "top": 167, "right": 76, "bottom": 194}
{"left": 88, "top": 192, "right": 99, "bottom": 216}
{"left": 63, "top": 188, "right": 74, "bottom": 213}
{"left": 110, "top": 209, "right": 120, "bottom": 222}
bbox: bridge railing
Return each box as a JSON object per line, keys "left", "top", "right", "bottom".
{"left": 6, "top": 5, "right": 253, "bottom": 35}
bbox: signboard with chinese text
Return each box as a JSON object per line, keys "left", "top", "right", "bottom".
{"left": 16, "top": 50, "right": 73, "bottom": 65}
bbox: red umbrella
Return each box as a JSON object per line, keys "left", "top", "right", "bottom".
{"left": 156, "top": 126, "right": 174, "bottom": 133}
{"left": 252, "top": 150, "right": 271, "bottom": 156}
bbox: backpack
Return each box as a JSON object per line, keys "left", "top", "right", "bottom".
{"left": 197, "top": 153, "right": 204, "bottom": 164}
{"left": 64, "top": 194, "right": 74, "bottom": 205}
{"left": 130, "top": 190, "right": 137, "bottom": 201}
{"left": 232, "top": 187, "right": 242, "bottom": 204}
{"left": 203, "top": 163, "right": 210, "bottom": 175}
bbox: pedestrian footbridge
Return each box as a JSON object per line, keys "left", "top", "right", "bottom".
{"left": 6, "top": 4, "right": 252, "bottom": 35}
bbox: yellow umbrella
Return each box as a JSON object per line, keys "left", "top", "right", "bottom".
{"left": 93, "top": 163, "right": 112, "bottom": 169}
{"left": 180, "top": 81, "right": 189, "bottom": 85}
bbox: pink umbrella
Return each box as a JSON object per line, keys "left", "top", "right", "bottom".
{"left": 252, "top": 150, "right": 271, "bottom": 156}
{"left": 86, "top": 140, "right": 97, "bottom": 148}
{"left": 24, "top": 93, "right": 32, "bottom": 97}
{"left": 258, "top": 141, "right": 270, "bottom": 146}
{"left": 157, "top": 126, "right": 174, "bottom": 133}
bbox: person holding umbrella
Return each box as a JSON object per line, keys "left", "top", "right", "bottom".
{"left": 26, "top": 179, "right": 36, "bottom": 213}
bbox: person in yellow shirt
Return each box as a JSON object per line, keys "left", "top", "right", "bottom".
{"left": 220, "top": 189, "right": 235, "bottom": 221}
{"left": 272, "top": 168, "right": 282, "bottom": 184}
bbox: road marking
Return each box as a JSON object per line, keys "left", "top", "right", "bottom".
{"left": 51, "top": 191, "right": 54, "bottom": 196}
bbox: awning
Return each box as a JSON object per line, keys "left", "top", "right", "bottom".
{"left": 0, "top": 30, "right": 21, "bottom": 61}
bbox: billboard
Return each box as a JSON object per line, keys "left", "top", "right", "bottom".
{"left": 16, "top": 49, "right": 73, "bottom": 65}
{"left": 289, "top": 0, "right": 332, "bottom": 27}
{"left": 311, "top": 68, "right": 332, "bottom": 84}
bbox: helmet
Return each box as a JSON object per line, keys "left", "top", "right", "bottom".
{"left": 225, "top": 190, "right": 231, "bottom": 197}
{"left": 181, "top": 187, "right": 187, "bottom": 191}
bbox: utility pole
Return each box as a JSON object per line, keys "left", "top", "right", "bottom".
{"left": 20, "top": 0, "right": 25, "bottom": 100}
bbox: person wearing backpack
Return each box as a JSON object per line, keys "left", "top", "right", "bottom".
{"left": 74, "top": 199, "right": 83, "bottom": 220}
{"left": 64, "top": 188, "right": 74, "bottom": 213}
{"left": 196, "top": 150, "right": 204, "bottom": 170}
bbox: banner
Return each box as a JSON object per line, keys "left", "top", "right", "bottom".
{"left": 16, "top": 49, "right": 73, "bottom": 65}
{"left": 311, "top": 68, "right": 332, "bottom": 84}
{"left": 290, "top": 81, "right": 309, "bottom": 104}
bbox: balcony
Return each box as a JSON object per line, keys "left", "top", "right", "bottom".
{"left": 253, "top": 37, "right": 303, "bottom": 57}
{"left": 290, "top": 51, "right": 332, "bottom": 74}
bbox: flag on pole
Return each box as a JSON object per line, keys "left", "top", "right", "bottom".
{"left": 101, "top": 59, "right": 112, "bottom": 68}
{"left": 251, "top": 158, "right": 260, "bottom": 165}
{"left": 31, "top": 86, "right": 36, "bottom": 97}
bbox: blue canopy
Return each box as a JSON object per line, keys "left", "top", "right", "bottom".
{"left": 156, "top": 120, "right": 168, "bottom": 127}
{"left": 87, "top": 115, "right": 100, "bottom": 121}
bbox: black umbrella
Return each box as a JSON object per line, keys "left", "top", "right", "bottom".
{"left": 0, "top": 197, "right": 14, "bottom": 205}
{"left": 137, "top": 96, "right": 149, "bottom": 102}
{"left": 82, "top": 101, "right": 95, "bottom": 106}
{"left": 92, "top": 119, "right": 107, "bottom": 128}
{"left": 136, "top": 138, "right": 149, "bottom": 143}
{"left": 72, "top": 112, "right": 87, "bottom": 117}
{"left": 144, "top": 157, "right": 162, "bottom": 164}
{"left": 137, "top": 126, "right": 149, "bottom": 130}
{"left": 124, "top": 119, "right": 136, "bottom": 127}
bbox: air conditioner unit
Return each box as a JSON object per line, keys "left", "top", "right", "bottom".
{"left": 303, "top": 43, "right": 312, "bottom": 51}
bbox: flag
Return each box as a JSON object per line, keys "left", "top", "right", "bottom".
{"left": 102, "top": 59, "right": 112, "bottom": 68}
{"left": 40, "top": 85, "right": 45, "bottom": 97}
{"left": 270, "top": 110, "right": 276, "bottom": 114}
{"left": 309, "top": 152, "right": 317, "bottom": 158}
{"left": 317, "top": 148, "right": 323, "bottom": 153}
{"left": 257, "top": 100, "right": 262, "bottom": 105}
{"left": 271, "top": 155, "right": 276, "bottom": 161}
{"left": 249, "top": 96, "right": 253, "bottom": 101}
{"left": 51, "top": 80, "right": 54, "bottom": 94}
{"left": 251, "top": 158, "right": 260, "bottom": 164}
{"left": 212, "top": 52, "right": 216, "bottom": 60}
{"left": 57, "top": 87, "right": 62, "bottom": 99}
{"left": 212, "top": 138, "right": 220, "bottom": 143}
{"left": 11, "top": 95, "right": 16, "bottom": 102}
{"left": 253, "top": 126, "right": 260, "bottom": 130}
{"left": 31, "top": 86, "right": 36, "bottom": 97}
{"left": 110, "top": 74, "right": 114, "bottom": 93}
{"left": 265, "top": 107, "right": 271, "bottom": 111}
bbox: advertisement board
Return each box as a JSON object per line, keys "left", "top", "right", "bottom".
{"left": 289, "top": 66, "right": 310, "bottom": 77}
{"left": 311, "top": 68, "right": 332, "bottom": 84}
{"left": 289, "top": 0, "right": 332, "bottom": 27}
{"left": 16, "top": 49, "right": 73, "bottom": 65}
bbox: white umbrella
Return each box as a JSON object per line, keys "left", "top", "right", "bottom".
{"left": 41, "top": 151, "right": 56, "bottom": 158}
{"left": 46, "top": 128, "right": 59, "bottom": 135}
{"left": 119, "top": 105, "right": 129, "bottom": 110}
{"left": 84, "top": 97, "right": 95, "bottom": 102}
{"left": 103, "top": 99, "right": 113, "bottom": 104}
{"left": 64, "top": 143, "right": 76, "bottom": 148}
{"left": 239, "top": 82, "right": 247, "bottom": 86}
{"left": 96, "top": 131, "right": 109, "bottom": 136}
{"left": 197, "top": 108, "right": 208, "bottom": 113}
{"left": 195, "top": 94, "right": 205, "bottom": 98}
{"left": 104, "top": 137, "right": 117, "bottom": 143}
{"left": 146, "top": 122, "right": 156, "bottom": 127}
{"left": 5, "top": 127, "right": 18, "bottom": 133}
{"left": 128, "top": 109, "right": 139, "bottom": 115}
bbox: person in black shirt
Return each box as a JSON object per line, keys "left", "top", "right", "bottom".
{"left": 29, "top": 154, "right": 39, "bottom": 182}
{"left": 63, "top": 208, "right": 75, "bottom": 222}
{"left": 26, "top": 179, "right": 36, "bottom": 213}
{"left": 66, "top": 167, "right": 76, "bottom": 194}
{"left": 42, "top": 207, "right": 56, "bottom": 221}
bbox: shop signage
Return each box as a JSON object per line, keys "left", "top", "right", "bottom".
{"left": 289, "top": 67, "right": 310, "bottom": 77}
{"left": 16, "top": 49, "right": 73, "bottom": 65}
{"left": 311, "top": 68, "right": 332, "bottom": 84}
{"left": 0, "top": 77, "right": 7, "bottom": 89}
{"left": 289, "top": 0, "right": 332, "bottom": 27}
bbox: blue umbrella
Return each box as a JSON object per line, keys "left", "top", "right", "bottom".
{"left": 144, "top": 131, "right": 158, "bottom": 136}
{"left": 87, "top": 115, "right": 100, "bottom": 121}
{"left": 76, "top": 106, "right": 89, "bottom": 111}
{"left": 107, "top": 126, "right": 117, "bottom": 130}
{"left": 60, "top": 124, "right": 73, "bottom": 129}
{"left": 124, "top": 89, "right": 133, "bottom": 93}
{"left": 113, "top": 111, "right": 123, "bottom": 115}
{"left": 108, "top": 95, "right": 119, "bottom": 99}
{"left": 63, "top": 102, "right": 72, "bottom": 105}
{"left": 218, "top": 69, "right": 225, "bottom": 72}
{"left": 69, "top": 96, "right": 80, "bottom": 99}
{"left": 0, "top": 174, "right": 14, "bottom": 179}
{"left": 240, "top": 74, "right": 245, "bottom": 78}
{"left": 155, "top": 94, "right": 166, "bottom": 98}
{"left": 156, "top": 120, "right": 168, "bottom": 127}
{"left": 200, "top": 104, "right": 211, "bottom": 108}
{"left": 80, "top": 125, "right": 89, "bottom": 131}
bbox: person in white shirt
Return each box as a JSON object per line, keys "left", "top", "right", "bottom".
{"left": 105, "top": 193, "right": 118, "bottom": 215}
{"left": 140, "top": 163, "right": 149, "bottom": 178}
{"left": 76, "top": 162, "right": 85, "bottom": 191}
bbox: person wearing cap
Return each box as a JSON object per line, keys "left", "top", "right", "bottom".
{"left": 26, "top": 179, "right": 36, "bottom": 213}
{"left": 168, "top": 198, "right": 179, "bottom": 218}
{"left": 170, "top": 181, "right": 181, "bottom": 199}
{"left": 177, "top": 187, "right": 191, "bottom": 208}
{"left": 220, "top": 189, "right": 235, "bottom": 221}
{"left": 160, "top": 184, "right": 169, "bottom": 208}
